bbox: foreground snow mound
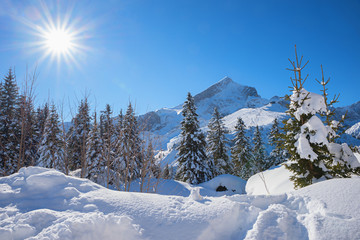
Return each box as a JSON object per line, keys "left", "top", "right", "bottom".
{"left": 1, "top": 167, "right": 360, "bottom": 240}
{"left": 246, "top": 164, "right": 294, "bottom": 195}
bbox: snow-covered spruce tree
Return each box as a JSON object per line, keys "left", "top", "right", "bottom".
{"left": 175, "top": 92, "right": 211, "bottom": 184}
{"left": 122, "top": 103, "right": 143, "bottom": 191}
{"left": 206, "top": 107, "right": 231, "bottom": 176}
{"left": 231, "top": 117, "right": 253, "bottom": 179}
{"left": 0, "top": 69, "right": 20, "bottom": 175}
{"left": 37, "top": 104, "right": 65, "bottom": 171}
{"left": 252, "top": 125, "right": 269, "bottom": 172}
{"left": 85, "top": 112, "right": 105, "bottom": 184}
{"left": 67, "top": 98, "right": 91, "bottom": 176}
{"left": 112, "top": 110, "right": 125, "bottom": 190}
{"left": 268, "top": 118, "right": 287, "bottom": 167}
{"left": 281, "top": 46, "right": 360, "bottom": 188}
{"left": 33, "top": 104, "right": 50, "bottom": 164}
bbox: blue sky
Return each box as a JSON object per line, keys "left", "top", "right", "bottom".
{"left": 0, "top": 0, "right": 359, "bottom": 120}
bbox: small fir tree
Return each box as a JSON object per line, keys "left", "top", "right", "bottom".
{"left": 206, "top": 107, "right": 231, "bottom": 176}
{"left": 231, "top": 117, "right": 253, "bottom": 179}
{"left": 281, "top": 46, "right": 360, "bottom": 188}
{"left": 175, "top": 92, "right": 211, "bottom": 184}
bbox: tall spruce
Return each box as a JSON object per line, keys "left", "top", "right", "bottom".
{"left": 231, "top": 117, "right": 253, "bottom": 179}
{"left": 252, "top": 125, "right": 268, "bottom": 172}
{"left": 68, "top": 98, "right": 91, "bottom": 175}
{"left": 37, "top": 104, "right": 65, "bottom": 171}
{"left": 112, "top": 110, "right": 126, "bottom": 190}
{"left": 122, "top": 103, "right": 143, "bottom": 190}
{"left": 0, "top": 69, "right": 20, "bottom": 175}
{"left": 85, "top": 112, "right": 105, "bottom": 183}
{"left": 206, "top": 107, "right": 231, "bottom": 176}
{"left": 175, "top": 92, "right": 210, "bottom": 184}
{"left": 268, "top": 118, "right": 287, "bottom": 166}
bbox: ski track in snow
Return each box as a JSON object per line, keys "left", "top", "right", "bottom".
{"left": 1, "top": 167, "right": 359, "bottom": 240}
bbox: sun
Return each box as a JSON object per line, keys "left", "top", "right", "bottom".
{"left": 44, "top": 29, "right": 74, "bottom": 54}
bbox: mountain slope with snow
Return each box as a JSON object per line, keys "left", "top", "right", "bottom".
{"left": 1, "top": 167, "right": 360, "bottom": 240}
{"left": 346, "top": 121, "right": 360, "bottom": 139}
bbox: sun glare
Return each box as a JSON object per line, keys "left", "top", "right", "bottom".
{"left": 45, "top": 29, "right": 73, "bottom": 54}
{"left": 17, "top": 1, "right": 92, "bottom": 69}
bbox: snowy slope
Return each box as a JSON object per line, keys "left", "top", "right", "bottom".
{"left": 222, "top": 103, "right": 286, "bottom": 132}
{"left": 1, "top": 167, "right": 360, "bottom": 240}
{"left": 346, "top": 121, "right": 360, "bottom": 139}
{"left": 139, "top": 77, "right": 269, "bottom": 151}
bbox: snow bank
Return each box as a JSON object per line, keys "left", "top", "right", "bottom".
{"left": 246, "top": 164, "right": 295, "bottom": 195}
{"left": 1, "top": 167, "right": 360, "bottom": 239}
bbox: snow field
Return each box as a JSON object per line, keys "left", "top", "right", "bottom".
{"left": 1, "top": 167, "right": 360, "bottom": 239}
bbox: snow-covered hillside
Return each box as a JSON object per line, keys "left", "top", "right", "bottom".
{"left": 346, "top": 121, "right": 360, "bottom": 139}
{"left": 1, "top": 167, "right": 360, "bottom": 240}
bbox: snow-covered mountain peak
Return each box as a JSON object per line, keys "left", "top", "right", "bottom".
{"left": 191, "top": 77, "right": 267, "bottom": 119}
{"left": 193, "top": 76, "right": 258, "bottom": 104}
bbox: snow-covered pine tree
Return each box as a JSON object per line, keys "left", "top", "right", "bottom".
{"left": 122, "top": 103, "right": 143, "bottom": 191}
{"left": 0, "top": 69, "right": 20, "bottom": 175}
{"left": 85, "top": 112, "right": 105, "bottom": 184}
{"left": 268, "top": 118, "right": 287, "bottom": 167}
{"left": 281, "top": 46, "right": 360, "bottom": 188}
{"left": 175, "top": 92, "right": 211, "bottom": 184}
{"left": 112, "top": 110, "right": 126, "bottom": 190}
{"left": 252, "top": 125, "right": 268, "bottom": 172}
{"left": 206, "top": 107, "right": 231, "bottom": 176}
{"left": 37, "top": 104, "right": 65, "bottom": 171}
{"left": 231, "top": 117, "right": 253, "bottom": 179}
{"left": 33, "top": 104, "right": 50, "bottom": 165}
{"left": 67, "top": 98, "right": 91, "bottom": 175}
{"left": 316, "top": 65, "right": 360, "bottom": 178}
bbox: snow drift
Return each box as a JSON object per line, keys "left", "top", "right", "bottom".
{"left": 1, "top": 167, "right": 360, "bottom": 239}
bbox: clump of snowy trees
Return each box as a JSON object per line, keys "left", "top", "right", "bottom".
{"left": 0, "top": 68, "right": 160, "bottom": 191}
{"left": 2, "top": 48, "right": 358, "bottom": 189}
{"left": 280, "top": 46, "right": 360, "bottom": 188}
{"left": 175, "top": 93, "right": 285, "bottom": 184}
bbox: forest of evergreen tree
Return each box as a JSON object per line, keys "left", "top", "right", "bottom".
{"left": 0, "top": 68, "right": 286, "bottom": 189}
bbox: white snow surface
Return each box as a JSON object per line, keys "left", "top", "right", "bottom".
{"left": 1, "top": 167, "right": 360, "bottom": 240}
{"left": 290, "top": 89, "right": 326, "bottom": 121}
{"left": 346, "top": 121, "right": 360, "bottom": 139}
{"left": 246, "top": 164, "right": 295, "bottom": 195}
